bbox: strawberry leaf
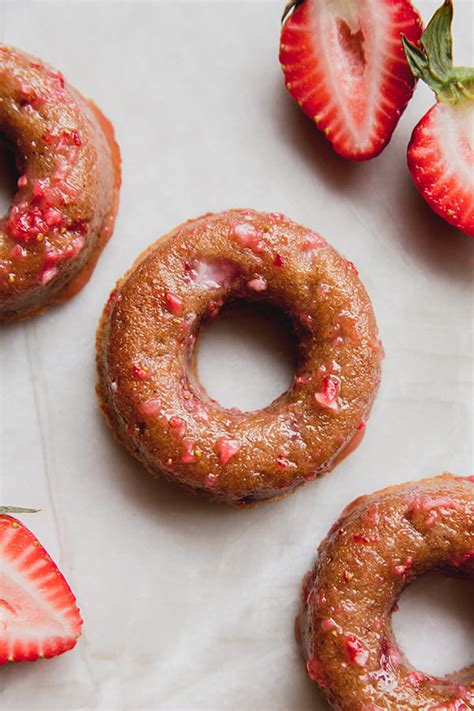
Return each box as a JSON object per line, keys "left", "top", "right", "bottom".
{"left": 0, "top": 506, "right": 39, "bottom": 514}
{"left": 420, "top": 0, "right": 453, "bottom": 79}
{"left": 402, "top": 0, "right": 474, "bottom": 104}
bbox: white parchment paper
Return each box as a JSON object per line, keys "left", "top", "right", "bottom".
{"left": 0, "top": 1, "right": 473, "bottom": 709}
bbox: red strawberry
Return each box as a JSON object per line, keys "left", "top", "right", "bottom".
{"left": 0, "top": 507, "right": 82, "bottom": 664}
{"left": 402, "top": 0, "right": 474, "bottom": 237}
{"left": 280, "top": 0, "right": 423, "bottom": 160}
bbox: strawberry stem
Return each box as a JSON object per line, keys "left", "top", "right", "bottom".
{"left": 0, "top": 506, "right": 39, "bottom": 514}
{"left": 402, "top": 0, "right": 474, "bottom": 104}
{"left": 282, "top": 0, "right": 304, "bottom": 24}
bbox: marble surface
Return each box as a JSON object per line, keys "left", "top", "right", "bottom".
{"left": 0, "top": 1, "right": 473, "bottom": 709}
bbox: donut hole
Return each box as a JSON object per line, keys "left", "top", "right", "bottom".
{"left": 392, "top": 573, "right": 474, "bottom": 677}
{"left": 196, "top": 300, "right": 298, "bottom": 411}
{"left": 0, "top": 135, "right": 18, "bottom": 215}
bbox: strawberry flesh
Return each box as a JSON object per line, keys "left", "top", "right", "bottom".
{"left": 0, "top": 515, "right": 82, "bottom": 664}
{"left": 408, "top": 101, "right": 474, "bottom": 237}
{"left": 280, "top": 0, "right": 423, "bottom": 160}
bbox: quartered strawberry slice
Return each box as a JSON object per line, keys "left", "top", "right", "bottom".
{"left": 0, "top": 507, "right": 82, "bottom": 664}
{"left": 280, "top": 0, "right": 423, "bottom": 160}
{"left": 402, "top": 0, "right": 474, "bottom": 237}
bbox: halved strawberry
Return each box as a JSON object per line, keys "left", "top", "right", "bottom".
{"left": 0, "top": 507, "right": 82, "bottom": 664}
{"left": 402, "top": 0, "right": 474, "bottom": 236}
{"left": 280, "top": 0, "right": 423, "bottom": 160}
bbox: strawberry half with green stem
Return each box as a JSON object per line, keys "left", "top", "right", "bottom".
{"left": 402, "top": 0, "right": 474, "bottom": 236}
{"left": 280, "top": 0, "right": 423, "bottom": 160}
{"left": 0, "top": 507, "right": 82, "bottom": 664}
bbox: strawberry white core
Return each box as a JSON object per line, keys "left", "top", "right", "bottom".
{"left": 435, "top": 103, "right": 474, "bottom": 186}
{"left": 309, "top": 0, "right": 393, "bottom": 150}
{"left": 434, "top": 102, "right": 474, "bottom": 222}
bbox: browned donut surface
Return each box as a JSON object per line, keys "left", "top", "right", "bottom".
{"left": 0, "top": 45, "right": 121, "bottom": 321}
{"left": 96, "top": 209, "right": 382, "bottom": 506}
{"left": 298, "top": 474, "right": 474, "bottom": 709}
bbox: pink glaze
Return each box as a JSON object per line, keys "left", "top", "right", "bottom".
{"left": 315, "top": 375, "right": 341, "bottom": 413}
{"left": 204, "top": 472, "right": 218, "bottom": 488}
{"left": 138, "top": 399, "right": 162, "bottom": 417}
{"left": 10, "top": 244, "right": 27, "bottom": 260}
{"left": 181, "top": 437, "right": 196, "bottom": 463}
{"left": 337, "top": 309, "right": 362, "bottom": 342}
{"left": 321, "top": 617, "right": 343, "bottom": 634}
{"left": 317, "top": 283, "right": 330, "bottom": 301}
{"left": 306, "top": 657, "right": 329, "bottom": 686}
{"left": 408, "top": 495, "right": 461, "bottom": 528}
{"left": 379, "top": 639, "right": 401, "bottom": 670}
{"left": 344, "top": 634, "right": 369, "bottom": 667}
{"left": 188, "top": 259, "right": 237, "bottom": 289}
{"left": 131, "top": 362, "right": 154, "bottom": 381}
{"left": 302, "top": 231, "right": 326, "bottom": 255}
{"left": 352, "top": 533, "right": 376, "bottom": 544}
{"left": 217, "top": 438, "right": 241, "bottom": 465}
{"left": 44, "top": 207, "right": 63, "bottom": 227}
{"left": 182, "top": 394, "right": 209, "bottom": 423}
{"left": 362, "top": 503, "right": 379, "bottom": 526}
{"left": 7, "top": 205, "right": 48, "bottom": 243}
{"left": 406, "top": 671, "right": 427, "bottom": 687}
{"left": 391, "top": 557, "right": 413, "bottom": 576}
{"left": 5, "top": 123, "right": 86, "bottom": 297}
{"left": 43, "top": 236, "right": 85, "bottom": 269}
{"left": 316, "top": 592, "right": 327, "bottom": 606}
{"left": 247, "top": 277, "right": 267, "bottom": 292}
{"left": 191, "top": 398, "right": 210, "bottom": 422}
{"left": 295, "top": 374, "right": 309, "bottom": 385}
{"left": 206, "top": 298, "right": 223, "bottom": 319}
{"left": 169, "top": 416, "right": 186, "bottom": 438}
{"left": 40, "top": 266, "right": 58, "bottom": 285}
{"left": 19, "top": 81, "right": 45, "bottom": 109}
{"left": 231, "top": 222, "right": 263, "bottom": 253}
{"left": 164, "top": 292, "right": 183, "bottom": 315}
{"left": 106, "top": 289, "right": 121, "bottom": 310}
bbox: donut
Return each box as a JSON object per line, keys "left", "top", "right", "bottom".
{"left": 298, "top": 474, "right": 474, "bottom": 710}
{"left": 96, "top": 209, "right": 382, "bottom": 506}
{"left": 0, "top": 45, "right": 121, "bottom": 321}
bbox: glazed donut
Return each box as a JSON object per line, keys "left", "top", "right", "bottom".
{"left": 96, "top": 209, "right": 382, "bottom": 506}
{"left": 0, "top": 45, "right": 121, "bottom": 321}
{"left": 298, "top": 474, "right": 474, "bottom": 710}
